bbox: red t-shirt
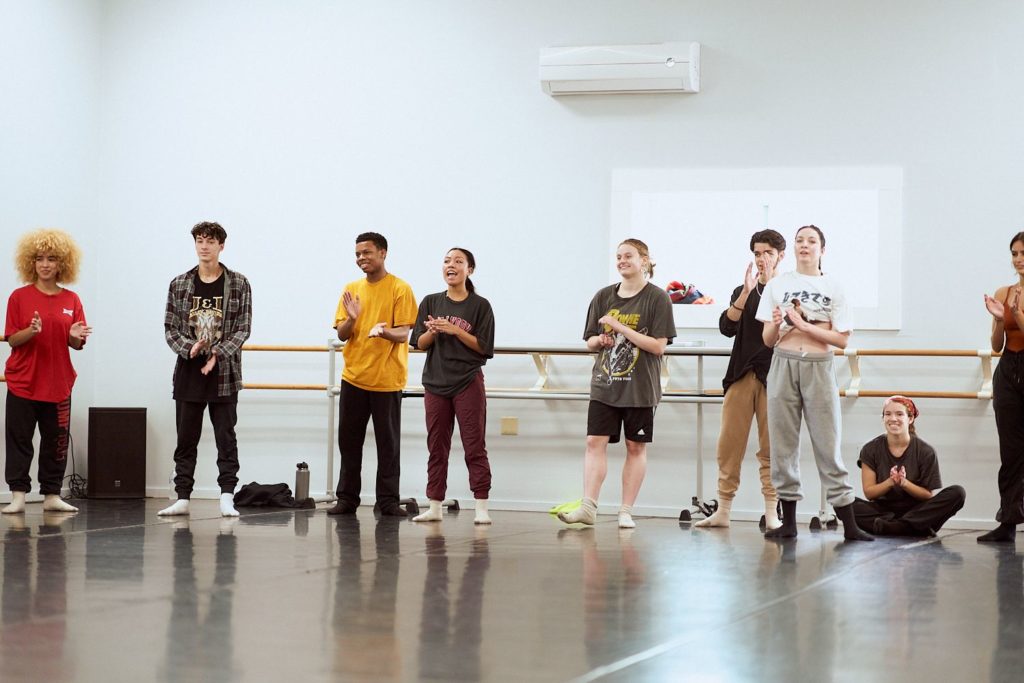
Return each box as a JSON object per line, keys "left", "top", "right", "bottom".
{"left": 4, "top": 284, "right": 86, "bottom": 403}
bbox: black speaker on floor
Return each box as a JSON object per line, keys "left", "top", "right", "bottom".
{"left": 87, "top": 407, "right": 146, "bottom": 499}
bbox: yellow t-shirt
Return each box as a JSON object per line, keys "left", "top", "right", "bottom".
{"left": 334, "top": 274, "right": 418, "bottom": 391}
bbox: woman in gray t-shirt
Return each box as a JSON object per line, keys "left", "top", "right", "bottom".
{"left": 557, "top": 239, "right": 675, "bottom": 529}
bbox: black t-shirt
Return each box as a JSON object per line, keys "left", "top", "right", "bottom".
{"left": 719, "top": 284, "right": 772, "bottom": 394}
{"left": 858, "top": 435, "right": 942, "bottom": 514}
{"left": 173, "top": 272, "right": 231, "bottom": 402}
{"left": 410, "top": 291, "right": 495, "bottom": 398}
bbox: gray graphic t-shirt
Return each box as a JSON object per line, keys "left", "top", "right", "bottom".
{"left": 584, "top": 282, "right": 676, "bottom": 407}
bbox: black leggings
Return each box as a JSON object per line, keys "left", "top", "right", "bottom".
{"left": 993, "top": 351, "right": 1024, "bottom": 524}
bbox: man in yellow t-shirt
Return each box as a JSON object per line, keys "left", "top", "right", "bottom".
{"left": 328, "top": 232, "right": 418, "bottom": 516}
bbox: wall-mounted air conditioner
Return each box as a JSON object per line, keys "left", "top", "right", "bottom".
{"left": 539, "top": 42, "right": 700, "bottom": 96}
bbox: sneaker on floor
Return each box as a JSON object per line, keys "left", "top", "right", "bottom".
{"left": 326, "top": 502, "right": 358, "bottom": 515}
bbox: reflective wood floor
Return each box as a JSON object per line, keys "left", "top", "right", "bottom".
{"left": 0, "top": 499, "right": 1019, "bottom": 682}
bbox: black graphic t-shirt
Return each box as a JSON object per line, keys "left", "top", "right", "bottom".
{"left": 173, "top": 272, "right": 229, "bottom": 402}
{"left": 584, "top": 282, "right": 676, "bottom": 408}
{"left": 411, "top": 291, "right": 495, "bottom": 397}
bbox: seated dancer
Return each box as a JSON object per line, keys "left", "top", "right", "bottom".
{"left": 855, "top": 395, "right": 965, "bottom": 537}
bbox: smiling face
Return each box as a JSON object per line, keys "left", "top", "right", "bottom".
{"left": 442, "top": 249, "right": 473, "bottom": 288}
{"left": 616, "top": 243, "right": 647, "bottom": 280}
{"left": 34, "top": 252, "right": 60, "bottom": 284}
{"left": 355, "top": 240, "right": 386, "bottom": 277}
{"left": 882, "top": 400, "right": 913, "bottom": 439}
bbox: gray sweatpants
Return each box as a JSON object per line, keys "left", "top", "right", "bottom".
{"left": 766, "top": 348, "right": 854, "bottom": 507}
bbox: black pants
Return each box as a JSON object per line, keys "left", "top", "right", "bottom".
{"left": 5, "top": 390, "right": 71, "bottom": 495}
{"left": 336, "top": 381, "right": 402, "bottom": 507}
{"left": 172, "top": 398, "right": 240, "bottom": 500}
{"left": 994, "top": 351, "right": 1024, "bottom": 524}
{"left": 853, "top": 485, "right": 966, "bottom": 536}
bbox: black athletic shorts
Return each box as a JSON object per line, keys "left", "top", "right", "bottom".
{"left": 586, "top": 400, "right": 655, "bottom": 444}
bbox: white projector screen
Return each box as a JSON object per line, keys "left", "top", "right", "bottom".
{"left": 609, "top": 167, "right": 903, "bottom": 330}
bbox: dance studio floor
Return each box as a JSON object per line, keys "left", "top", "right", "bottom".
{"left": 0, "top": 499, "right": 1019, "bottom": 682}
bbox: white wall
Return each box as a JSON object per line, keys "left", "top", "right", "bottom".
{"left": 3, "top": 1, "right": 1024, "bottom": 525}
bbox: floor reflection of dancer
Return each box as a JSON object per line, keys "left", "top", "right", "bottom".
{"left": 410, "top": 248, "right": 495, "bottom": 525}
{"left": 980, "top": 231, "right": 1024, "bottom": 543}
{"left": 3, "top": 229, "right": 91, "bottom": 515}
{"left": 756, "top": 225, "right": 873, "bottom": 541}
{"left": 696, "top": 229, "right": 786, "bottom": 530}
{"left": 416, "top": 528, "right": 490, "bottom": 680}
{"left": 558, "top": 239, "right": 675, "bottom": 529}
{"left": 161, "top": 522, "right": 237, "bottom": 683}
{"left": 854, "top": 396, "right": 965, "bottom": 536}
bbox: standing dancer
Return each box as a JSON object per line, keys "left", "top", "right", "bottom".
{"left": 696, "top": 229, "right": 786, "bottom": 530}
{"left": 328, "top": 232, "right": 417, "bottom": 516}
{"left": 756, "top": 225, "right": 873, "bottom": 541}
{"left": 160, "top": 221, "right": 252, "bottom": 518}
{"left": 980, "top": 231, "right": 1024, "bottom": 542}
{"left": 854, "top": 396, "right": 965, "bottom": 536}
{"left": 558, "top": 239, "right": 675, "bottom": 529}
{"left": 3, "top": 229, "right": 91, "bottom": 514}
{"left": 410, "top": 248, "right": 495, "bottom": 524}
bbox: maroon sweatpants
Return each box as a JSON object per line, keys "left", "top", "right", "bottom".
{"left": 424, "top": 371, "right": 491, "bottom": 500}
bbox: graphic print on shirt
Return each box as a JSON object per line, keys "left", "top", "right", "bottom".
{"left": 597, "top": 309, "right": 646, "bottom": 384}
{"left": 780, "top": 289, "right": 833, "bottom": 323}
{"left": 440, "top": 315, "right": 473, "bottom": 333}
{"left": 189, "top": 294, "right": 223, "bottom": 350}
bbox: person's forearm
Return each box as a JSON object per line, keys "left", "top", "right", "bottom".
{"left": 762, "top": 322, "right": 780, "bottom": 347}
{"left": 901, "top": 480, "right": 934, "bottom": 501}
{"left": 863, "top": 479, "right": 896, "bottom": 500}
{"left": 336, "top": 318, "right": 355, "bottom": 341}
{"left": 616, "top": 325, "right": 666, "bottom": 356}
{"left": 7, "top": 327, "right": 38, "bottom": 348}
{"left": 68, "top": 336, "right": 85, "bottom": 350}
{"left": 801, "top": 324, "right": 849, "bottom": 349}
{"left": 380, "top": 325, "right": 411, "bottom": 344}
{"left": 416, "top": 329, "right": 435, "bottom": 350}
{"left": 454, "top": 329, "right": 484, "bottom": 355}
{"left": 992, "top": 321, "right": 1006, "bottom": 353}
{"left": 586, "top": 335, "right": 605, "bottom": 352}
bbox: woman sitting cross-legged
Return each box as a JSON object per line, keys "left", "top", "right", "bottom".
{"left": 855, "top": 395, "right": 966, "bottom": 537}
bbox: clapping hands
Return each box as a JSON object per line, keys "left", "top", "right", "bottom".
{"left": 889, "top": 465, "right": 907, "bottom": 487}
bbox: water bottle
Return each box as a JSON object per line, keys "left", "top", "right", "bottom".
{"left": 295, "top": 462, "right": 310, "bottom": 502}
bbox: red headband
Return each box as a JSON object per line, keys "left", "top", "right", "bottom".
{"left": 885, "top": 395, "right": 919, "bottom": 419}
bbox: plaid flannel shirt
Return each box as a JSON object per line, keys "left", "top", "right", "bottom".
{"left": 165, "top": 263, "right": 252, "bottom": 397}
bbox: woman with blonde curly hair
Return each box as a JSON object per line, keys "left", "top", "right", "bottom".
{"left": 3, "top": 229, "right": 91, "bottom": 514}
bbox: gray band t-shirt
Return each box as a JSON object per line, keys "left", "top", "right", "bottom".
{"left": 584, "top": 282, "right": 676, "bottom": 408}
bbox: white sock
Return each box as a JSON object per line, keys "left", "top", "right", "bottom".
{"left": 618, "top": 504, "right": 636, "bottom": 529}
{"left": 220, "top": 493, "right": 239, "bottom": 517}
{"left": 764, "top": 498, "right": 782, "bottom": 530}
{"left": 694, "top": 499, "right": 732, "bottom": 528}
{"left": 158, "top": 499, "right": 190, "bottom": 516}
{"left": 2, "top": 491, "right": 26, "bottom": 514}
{"left": 42, "top": 494, "right": 78, "bottom": 513}
{"left": 474, "top": 499, "right": 492, "bottom": 525}
{"left": 558, "top": 497, "right": 597, "bottom": 525}
{"left": 413, "top": 499, "right": 444, "bottom": 522}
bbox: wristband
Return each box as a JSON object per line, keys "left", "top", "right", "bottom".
{"left": 730, "top": 303, "right": 743, "bottom": 313}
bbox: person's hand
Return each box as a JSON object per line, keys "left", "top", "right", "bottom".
{"left": 429, "top": 317, "right": 456, "bottom": 335}
{"left": 598, "top": 315, "right": 622, "bottom": 334}
{"left": 343, "top": 291, "right": 361, "bottom": 321}
{"left": 368, "top": 322, "right": 386, "bottom": 338}
{"left": 783, "top": 305, "right": 809, "bottom": 331}
{"left": 200, "top": 350, "right": 217, "bottom": 375}
{"left": 985, "top": 294, "right": 1006, "bottom": 321}
{"left": 69, "top": 321, "right": 92, "bottom": 342}
{"left": 742, "top": 262, "right": 757, "bottom": 294}
{"left": 190, "top": 338, "right": 208, "bottom": 358}
{"left": 27, "top": 310, "right": 42, "bottom": 335}
{"left": 771, "top": 306, "right": 785, "bottom": 327}
{"left": 764, "top": 252, "right": 780, "bottom": 281}
{"left": 597, "top": 332, "right": 615, "bottom": 348}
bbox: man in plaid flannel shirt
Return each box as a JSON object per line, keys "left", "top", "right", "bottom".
{"left": 159, "top": 221, "right": 252, "bottom": 518}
